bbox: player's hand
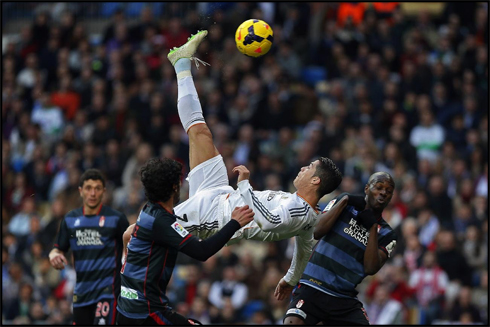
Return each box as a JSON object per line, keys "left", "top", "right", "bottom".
{"left": 49, "top": 251, "right": 68, "bottom": 270}
{"left": 231, "top": 205, "right": 254, "bottom": 227}
{"left": 232, "top": 165, "right": 250, "bottom": 183}
{"left": 274, "top": 278, "right": 294, "bottom": 301}
{"left": 342, "top": 193, "right": 366, "bottom": 211}
{"left": 358, "top": 209, "right": 377, "bottom": 229}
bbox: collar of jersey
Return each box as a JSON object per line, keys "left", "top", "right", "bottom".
{"left": 83, "top": 204, "right": 103, "bottom": 216}
{"left": 295, "top": 192, "right": 319, "bottom": 214}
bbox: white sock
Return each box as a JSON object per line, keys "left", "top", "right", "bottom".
{"left": 177, "top": 76, "right": 205, "bottom": 133}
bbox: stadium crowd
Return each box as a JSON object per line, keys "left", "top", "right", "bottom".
{"left": 2, "top": 2, "right": 488, "bottom": 325}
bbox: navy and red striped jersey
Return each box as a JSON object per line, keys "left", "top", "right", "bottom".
{"left": 117, "top": 201, "right": 193, "bottom": 320}
{"left": 300, "top": 196, "right": 397, "bottom": 299}
{"left": 54, "top": 205, "right": 129, "bottom": 307}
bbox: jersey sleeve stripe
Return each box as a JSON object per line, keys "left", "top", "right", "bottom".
{"left": 250, "top": 190, "right": 281, "bottom": 223}
{"left": 179, "top": 234, "right": 192, "bottom": 246}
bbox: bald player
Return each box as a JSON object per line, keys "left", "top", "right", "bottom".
{"left": 284, "top": 172, "right": 398, "bottom": 325}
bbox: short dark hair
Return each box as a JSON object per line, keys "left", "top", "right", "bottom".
{"left": 314, "top": 157, "right": 343, "bottom": 198}
{"left": 140, "top": 157, "right": 182, "bottom": 203}
{"left": 79, "top": 169, "right": 106, "bottom": 188}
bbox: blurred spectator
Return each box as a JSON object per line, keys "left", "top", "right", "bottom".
{"left": 449, "top": 286, "right": 482, "bottom": 323}
{"left": 208, "top": 266, "right": 248, "bottom": 310}
{"left": 365, "top": 284, "right": 404, "bottom": 324}
{"left": 5, "top": 172, "right": 35, "bottom": 215}
{"left": 31, "top": 91, "right": 64, "bottom": 144}
{"left": 8, "top": 197, "right": 38, "bottom": 239}
{"left": 436, "top": 230, "right": 473, "bottom": 286}
{"left": 409, "top": 109, "right": 445, "bottom": 163}
{"left": 462, "top": 225, "right": 487, "bottom": 273}
{"left": 409, "top": 251, "right": 448, "bottom": 324}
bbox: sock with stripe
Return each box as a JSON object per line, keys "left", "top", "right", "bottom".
{"left": 175, "top": 58, "right": 205, "bottom": 133}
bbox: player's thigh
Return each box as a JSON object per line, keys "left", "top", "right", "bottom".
{"left": 323, "top": 297, "right": 369, "bottom": 326}
{"left": 284, "top": 285, "right": 323, "bottom": 325}
{"left": 73, "top": 304, "right": 97, "bottom": 325}
{"left": 93, "top": 298, "right": 117, "bottom": 325}
{"left": 186, "top": 154, "right": 230, "bottom": 198}
{"left": 188, "top": 123, "right": 220, "bottom": 171}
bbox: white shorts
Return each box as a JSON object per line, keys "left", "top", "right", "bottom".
{"left": 174, "top": 155, "right": 234, "bottom": 238}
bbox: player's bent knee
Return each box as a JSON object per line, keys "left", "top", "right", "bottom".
{"left": 284, "top": 316, "right": 305, "bottom": 325}
{"left": 188, "top": 123, "right": 212, "bottom": 139}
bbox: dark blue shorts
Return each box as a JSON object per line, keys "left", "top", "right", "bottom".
{"left": 284, "top": 283, "right": 370, "bottom": 325}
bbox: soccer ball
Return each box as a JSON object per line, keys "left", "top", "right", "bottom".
{"left": 235, "top": 19, "right": 274, "bottom": 58}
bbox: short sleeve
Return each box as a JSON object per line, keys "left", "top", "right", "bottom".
{"left": 378, "top": 230, "right": 397, "bottom": 258}
{"left": 152, "top": 214, "right": 194, "bottom": 250}
{"left": 54, "top": 219, "right": 70, "bottom": 252}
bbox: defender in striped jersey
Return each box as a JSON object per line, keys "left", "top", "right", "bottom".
{"left": 284, "top": 172, "right": 397, "bottom": 325}
{"left": 127, "top": 30, "right": 343, "bottom": 298}
{"left": 49, "top": 169, "right": 129, "bottom": 325}
{"left": 117, "top": 158, "right": 254, "bottom": 325}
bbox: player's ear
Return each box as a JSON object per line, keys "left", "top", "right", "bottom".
{"left": 364, "top": 183, "right": 369, "bottom": 195}
{"left": 311, "top": 176, "right": 320, "bottom": 186}
{"left": 78, "top": 186, "right": 83, "bottom": 197}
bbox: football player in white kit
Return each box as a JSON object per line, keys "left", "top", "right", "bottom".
{"left": 125, "top": 30, "right": 343, "bottom": 300}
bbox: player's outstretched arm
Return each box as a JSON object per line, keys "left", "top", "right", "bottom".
{"left": 274, "top": 234, "right": 314, "bottom": 300}
{"left": 233, "top": 167, "right": 290, "bottom": 232}
{"left": 180, "top": 206, "right": 254, "bottom": 261}
{"left": 314, "top": 194, "right": 349, "bottom": 239}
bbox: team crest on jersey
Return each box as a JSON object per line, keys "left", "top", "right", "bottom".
{"left": 99, "top": 216, "right": 105, "bottom": 227}
{"left": 323, "top": 199, "right": 336, "bottom": 212}
{"left": 296, "top": 299, "right": 304, "bottom": 308}
{"left": 74, "top": 218, "right": 80, "bottom": 227}
{"left": 171, "top": 222, "right": 189, "bottom": 238}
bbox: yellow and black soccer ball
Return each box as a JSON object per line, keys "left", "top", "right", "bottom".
{"left": 235, "top": 19, "right": 274, "bottom": 58}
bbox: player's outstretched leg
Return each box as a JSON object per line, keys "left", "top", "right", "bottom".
{"left": 168, "top": 30, "right": 219, "bottom": 171}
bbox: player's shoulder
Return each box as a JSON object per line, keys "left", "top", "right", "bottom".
{"left": 101, "top": 205, "right": 126, "bottom": 219}
{"left": 65, "top": 207, "right": 83, "bottom": 218}
{"left": 139, "top": 202, "right": 176, "bottom": 225}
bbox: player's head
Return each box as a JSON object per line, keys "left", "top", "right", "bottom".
{"left": 79, "top": 169, "right": 106, "bottom": 209}
{"left": 364, "top": 172, "right": 395, "bottom": 212}
{"left": 140, "top": 157, "right": 183, "bottom": 205}
{"left": 293, "top": 157, "right": 342, "bottom": 199}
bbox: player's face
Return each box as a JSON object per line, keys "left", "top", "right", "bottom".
{"left": 79, "top": 179, "right": 105, "bottom": 209}
{"left": 293, "top": 160, "right": 320, "bottom": 189}
{"left": 364, "top": 178, "right": 394, "bottom": 212}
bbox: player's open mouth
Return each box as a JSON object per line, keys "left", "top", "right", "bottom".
{"left": 377, "top": 199, "right": 385, "bottom": 204}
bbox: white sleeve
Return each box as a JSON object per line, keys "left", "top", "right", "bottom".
{"left": 283, "top": 233, "right": 314, "bottom": 286}
{"left": 237, "top": 180, "right": 291, "bottom": 232}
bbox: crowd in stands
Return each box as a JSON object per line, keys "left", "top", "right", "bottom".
{"left": 2, "top": 2, "right": 488, "bottom": 325}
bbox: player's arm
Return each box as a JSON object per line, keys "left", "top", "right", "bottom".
{"left": 49, "top": 219, "right": 70, "bottom": 270}
{"left": 314, "top": 195, "right": 348, "bottom": 239}
{"left": 233, "top": 167, "right": 291, "bottom": 232}
{"left": 314, "top": 193, "right": 366, "bottom": 239}
{"left": 364, "top": 224, "right": 388, "bottom": 275}
{"left": 152, "top": 206, "right": 254, "bottom": 261}
{"left": 359, "top": 210, "right": 397, "bottom": 275}
{"left": 275, "top": 233, "right": 314, "bottom": 300}
{"left": 180, "top": 206, "right": 254, "bottom": 261}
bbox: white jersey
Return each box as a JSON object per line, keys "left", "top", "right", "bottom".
{"left": 174, "top": 179, "right": 320, "bottom": 285}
